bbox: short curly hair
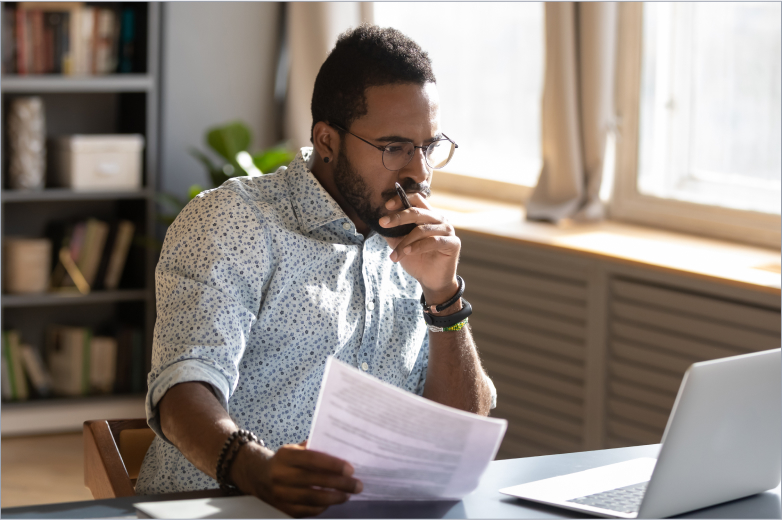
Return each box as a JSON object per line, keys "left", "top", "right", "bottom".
{"left": 310, "top": 24, "right": 436, "bottom": 141}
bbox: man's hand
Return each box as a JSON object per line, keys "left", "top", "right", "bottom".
{"left": 159, "top": 382, "right": 362, "bottom": 518}
{"left": 379, "top": 192, "right": 461, "bottom": 305}
{"left": 232, "top": 441, "right": 362, "bottom": 518}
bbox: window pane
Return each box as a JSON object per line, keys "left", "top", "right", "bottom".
{"left": 373, "top": 2, "right": 544, "bottom": 186}
{"left": 637, "top": 2, "right": 781, "bottom": 214}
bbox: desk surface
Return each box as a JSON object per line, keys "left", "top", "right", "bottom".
{"left": 3, "top": 445, "right": 780, "bottom": 519}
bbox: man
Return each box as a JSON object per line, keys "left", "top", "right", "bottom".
{"left": 136, "top": 25, "right": 496, "bottom": 517}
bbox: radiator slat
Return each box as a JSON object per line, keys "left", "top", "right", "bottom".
{"left": 481, "top": 342, "right": 583, "bottom": 380}
{"left": 493, "top": 399, "right": 583, "bottom": 438}
{"left": 497, "top": 436, "right": 556, "bottom": 459}
{"left": 476, "top": 299, "right": 586, "bottom": 341}
{"left": 611, "top": 340, "right": 694, "bottom": 375}
{"left": 612, "top": 322, "right": 743, "bottom": 361}
{"left": 493, "top": 378, "right": 584, "bottom": 420}
{"left": 607, "top": 419, "right": 663, "bottom": 445}
{"left": 458, "top": 263, "right": 588, "bottom": 301}
{"left": 459, "top": 233, "right": 590, "bottom": 282}
{"left": 471, "top": 319, "right": 584, "bottom": 362}
{"left": 610, "top": 381, "right": 676, "bottom": 411}
{"left": 484, "top": 359, "right": 584, "bottom": 400}
{"left": 609, "top": 360, "right": 682, "bottom": 394}
{"left": 466, "top": 279, "right": 587, "bottom": 321}
{"left": 609, "top": 398, "right": 669, "bottom": 431}
{"left": 612, "top": 279, "right": 781, "bottom": 334}
{"left": 611, "top": 301, "right": 779, "bottom": 352}
{"left": 505, "top": 422, "right": 582, "bottom": 452}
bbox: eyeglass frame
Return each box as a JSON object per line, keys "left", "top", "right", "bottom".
{"left": 328, "top": 123, "right": 458, "bottom": 171}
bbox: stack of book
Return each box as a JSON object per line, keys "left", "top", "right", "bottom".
{"left": 49, "top": 218, "right": 135, "bottom": 292}
{"left": 1, "top": 326, "right": 146, "bottom": 401}
{"left": 1, "top": 2, "right": 145, "bottom": 75}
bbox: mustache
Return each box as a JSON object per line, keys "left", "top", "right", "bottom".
{"left": 384, "top": 181, "right": 431, "bottom": 201}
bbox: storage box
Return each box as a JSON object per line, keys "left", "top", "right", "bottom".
{"left": 3, "top": 237, "right": 52, "bottom": 294}
{"left": 51, "top": 134, "right": 144, "bottom": 191}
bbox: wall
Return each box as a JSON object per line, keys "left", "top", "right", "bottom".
{"left": 158, "top": 2, "right": 281, "bottom": 201}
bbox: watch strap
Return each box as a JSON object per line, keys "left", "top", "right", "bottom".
{"left": 422, "top": 298, "right": 472, "bottom": 328}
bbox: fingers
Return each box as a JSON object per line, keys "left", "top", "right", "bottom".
{"left": 388, "top": 224, "right": 458, "bottom": 263}
{"left": 276, "top": 444, "right": 354, "bottom": 476}
{"left": 271, "top": 463, "right": 363, "bottom": 494}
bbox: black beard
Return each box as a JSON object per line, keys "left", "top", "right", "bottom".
{"left": 332, "top": 151, "right": 429, "bottom": 238}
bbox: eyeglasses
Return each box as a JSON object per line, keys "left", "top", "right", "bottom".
{"left": 329, "top": 123, "right": 458, "bottom": 171}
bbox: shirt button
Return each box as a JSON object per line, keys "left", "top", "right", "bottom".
{"left": 367, "top": 301, "right": 375, "bottom": 311}
{"left": 361, "top": 362, "right": 369, "bottom": 371}
{"left": 342, "top": 222, "right": 350, "bottom": 230}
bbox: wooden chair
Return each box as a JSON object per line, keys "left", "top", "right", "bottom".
{"left": 83, "top": 418, "right": 156, "bottom": 499}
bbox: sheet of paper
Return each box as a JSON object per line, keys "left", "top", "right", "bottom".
{"left": 308, "top": 357, "right": 507, "bottom": 501}
{"left": 134, "top": 496, "right": 291, "bottom": 519}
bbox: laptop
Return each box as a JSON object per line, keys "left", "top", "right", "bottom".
{"left": 500, "top": 348, "right": 781, "bottom": 518}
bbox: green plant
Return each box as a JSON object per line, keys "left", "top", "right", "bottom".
{"left": 157, "top": 121, "right": 295, "bottom": 225}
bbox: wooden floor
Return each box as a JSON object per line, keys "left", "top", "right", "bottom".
{"left": 2, "top": 432, "right": 94, "bottom": 508}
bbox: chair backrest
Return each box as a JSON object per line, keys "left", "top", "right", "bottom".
{"left": 83, "top": 418, "right": 155, "bottom": 499}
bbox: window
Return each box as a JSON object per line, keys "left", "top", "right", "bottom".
{"left": 613, "top": 3, "right": 781, "bottom": 247}
{"left": 373, "top": 3, "right": 544, "bottom": 191}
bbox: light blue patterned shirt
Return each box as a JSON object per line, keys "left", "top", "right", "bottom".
{"left": 137, "top": 148, "right": 449, "bottom": 494}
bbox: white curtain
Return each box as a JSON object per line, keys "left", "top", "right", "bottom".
{"left": 526, "top": 2, "right": 618, "bottom": 223}
{"left": 284, "top": 2, "right": 374, "bottom": 150}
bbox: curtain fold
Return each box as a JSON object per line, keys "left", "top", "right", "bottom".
{"left": 284, "top": 3, "right": 372, "bottom": 150}
{"left": 526, "top": 2, "right": 618, "bottom": 223}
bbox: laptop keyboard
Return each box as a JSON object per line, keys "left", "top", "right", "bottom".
{"left": 567, "top": 481, "right": 649, "bottom": 514}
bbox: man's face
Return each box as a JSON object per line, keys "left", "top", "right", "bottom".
{"left": 332, "top": 82, "right": 440, "bottom": 237}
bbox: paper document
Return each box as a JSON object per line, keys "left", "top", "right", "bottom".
{"left": 308, "top": 357, "right": 507, "bottom": 500}
{"left": 134, "top": 496, "right": 291, "bottom": 519}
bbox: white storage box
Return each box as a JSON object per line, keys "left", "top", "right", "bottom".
{"left": 51, "top": 134, "right": 144, "bottom": 191}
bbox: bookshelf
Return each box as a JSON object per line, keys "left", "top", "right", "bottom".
{"left": 1, "top": 3, "right": 160, "bottom": 435}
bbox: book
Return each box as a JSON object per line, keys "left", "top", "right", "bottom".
{"left": 90, "top": 336, "right": 117, "bottom": 394}
{"left": 15, "top": 8, "right": 28, "bottom": 75}
{"left": 19, "top": 344, "right": 52, "bottom": 397}
{"left": 103, "top": 220, "right": 135, "bottom": 290}
{"left": 3, "top": 5, "right": 16, "bottom": 74}
{"left": 2, "top": 330, "right": 29, "bottom": 401}
{"left": 1, "top": 354, "right": 12, "bottom": 400}
{"left": 77, "top": 218, "right": 110, "bottom": 288}
{"left": 31, "top": 9, "right": 44, "bottom": 74}
{"left": 117, "top": 7, "right": 135, "bottom": 73}
{"left": 47, "top": 325, "right": 91, "bottom": 396}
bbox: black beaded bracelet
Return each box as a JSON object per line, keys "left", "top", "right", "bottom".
{"left": 420, "top": 275, "right": 465, "bottom": 314}
{"left": 215, "top": 429, "right": 264, "bottom": 493}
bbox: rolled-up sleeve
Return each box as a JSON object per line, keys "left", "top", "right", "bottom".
{"left": 145, "top": 187, "right": 272, "bottom": 442}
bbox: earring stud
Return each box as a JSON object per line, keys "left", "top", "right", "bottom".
{"left": 323, "top": 157, "right": 330, "bottom": 164}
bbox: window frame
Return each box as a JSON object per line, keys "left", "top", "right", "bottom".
{"left": 610, "top": 3, "right": 781, "bottom": 249}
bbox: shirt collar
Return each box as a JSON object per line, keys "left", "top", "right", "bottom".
{"left": 286, "top": 147, "right": 349, "bottom": 233}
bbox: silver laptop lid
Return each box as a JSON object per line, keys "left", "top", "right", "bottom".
{"left": 639, "top": 348, "right": 781, "bottom": 519}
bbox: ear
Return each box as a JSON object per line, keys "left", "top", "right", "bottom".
{"left": 312, "top": 121, "right": 340, "bottom": 164}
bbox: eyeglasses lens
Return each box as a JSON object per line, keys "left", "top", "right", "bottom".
{"left": 381, "top": 141, "right": 455, "bottom": 171}
{"left": 381, "top": 143, "right": 414, "bottom": 171}
{"left": 426, "top": 140, "right": 455, "bottom": 169}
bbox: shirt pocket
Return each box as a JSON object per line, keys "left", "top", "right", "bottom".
{"left": 388, "top": 297, "right": 426, "bottom": 382}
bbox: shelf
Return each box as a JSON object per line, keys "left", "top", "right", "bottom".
{"left": 1, "top": 74, "right": 154, "bottom": 93}
{"left": 2, "top": 188, "right": 151, "bottom": 203}
{"left": 1, "top": 394, "right": 146, "bottom": 436}
{"left": 2, "top": 289, "right": 150, "bottom": 308}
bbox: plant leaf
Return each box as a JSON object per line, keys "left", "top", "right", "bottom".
{"left": 252, "top": 148, "right": 295, "bottom": 174}
{"left": 188, "top": 184, "right": 206, "bottom": 200}
{"left": 206, "top": 122, "right": 252, "bottom": 164}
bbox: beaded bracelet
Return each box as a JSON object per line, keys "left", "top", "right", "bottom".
{"left": 215, "top": 429, "right": 264, "bottom": 493}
